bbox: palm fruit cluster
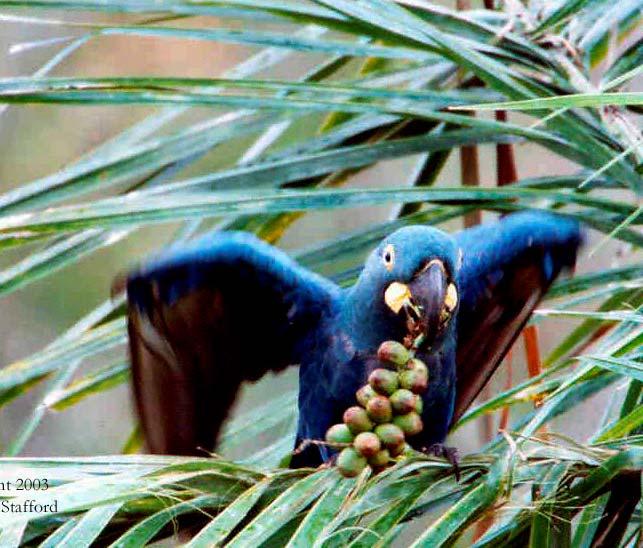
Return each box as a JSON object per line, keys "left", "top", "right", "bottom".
{"left": 325, "top": 340, "right": 429, "bottom": 477}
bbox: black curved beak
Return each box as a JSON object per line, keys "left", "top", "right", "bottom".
{"left": 408, "top": 260, "right": 448, "bottom": 341}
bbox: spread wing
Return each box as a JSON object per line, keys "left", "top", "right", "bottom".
{"left": 122, "top": 232, "right": 338, "bottom": 455}
{"left": 452, "top": 211, "right": 583, "bottom": 423}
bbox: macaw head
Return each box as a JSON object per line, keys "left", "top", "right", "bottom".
{"left": 347, "top": 225, "right": 461, "bottom": 350}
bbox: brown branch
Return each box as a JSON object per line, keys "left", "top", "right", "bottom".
{"left": 523, "top": 325, "right": 545, "bottom": 412}
{"left": 460, "top": 145, "right": 483, "bottom": 228}
{"left": 498, "top": 348, "right": 514, "bottom": 431}
{"left": 573, "top": 323, "right": 615, "bottom": 358}
{"left": 453, "top": 0, "right": 488, "bottom": 446}
{"left": 494, "top": 109, "right": 520, "bottom": 434}
{"left": 495, "top": 110, "right": 518, "bottom": 186}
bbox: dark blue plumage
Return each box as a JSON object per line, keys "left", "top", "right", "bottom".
{"left": 122, "top": 211, "right": 582, "bottom": 463}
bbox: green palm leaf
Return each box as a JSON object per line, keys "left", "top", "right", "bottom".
{"left": 0, "top": 0, "right": 640, "bottom": 545}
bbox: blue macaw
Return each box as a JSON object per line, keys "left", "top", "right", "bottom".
{"left": 121, "top": 210, "right": 582, "bottom": 465}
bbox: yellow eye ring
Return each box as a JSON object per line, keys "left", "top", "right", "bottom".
{"left": 382, "top": 244, "right": 395, "bottom": 271}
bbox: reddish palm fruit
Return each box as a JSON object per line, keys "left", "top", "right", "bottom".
{"left": 343, "top": 406, "right": 373, "bottom": 434}
{"left": 356, "top": 384, "right": 377, "bottom": 408}
{"left": 366, "top": 395, "right": 393, "bottom": 423}
{"left": 377, "top": 341, "right": 410, "bottom": 367}
{"left": 389, "top": 389, "right": 419, "bottom": 414}
{"left": 337, "top": 447, "right": 367, "bottom": 477}
{"left": 374, "top": 423, "right": 405, "bottom": 449}
{"left": 325, "top": 424, "right": 354, "bottom": 445}
{"left": 368, "top": 448, "right": 390, "bottom": 468}
{"left": 368, "top": 368, "right": 399, "bottom": 395}
{"left": 393, "top": 412, "right": 424, "bottom": 436}
{"left": 354, "top": 432, "right": 381, "bottom": 458}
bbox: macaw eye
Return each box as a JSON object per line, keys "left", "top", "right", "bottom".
{"left": 382, "top": 244, "right": 395, "bottom": 271}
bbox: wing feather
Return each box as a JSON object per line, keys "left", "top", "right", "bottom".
{"left": 123, "top": 232, "right": 338, "bottom": 455}
{"left": 452, "top": 212, "right": 582, "bottom": 423}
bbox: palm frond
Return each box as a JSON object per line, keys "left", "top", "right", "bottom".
{"left": 0, "top": 0, "right": 640, "bottom": 545}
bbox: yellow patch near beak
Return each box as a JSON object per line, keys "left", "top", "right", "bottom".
{"left": 384, "top": 282, "right": 412, "bottom": 314}
{"left": 445, "top": 283, "right": 458, "bottom": 311}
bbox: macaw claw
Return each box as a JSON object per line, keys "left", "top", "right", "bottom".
{"left": 422, "top": 443, "right": 460, "bottom": 481}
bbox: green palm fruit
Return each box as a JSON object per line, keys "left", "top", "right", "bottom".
{"left": 399, "top": 370, "right": 427, "bottom": 394}
{"left": 356, "top": 384, "right": 377, "bottom": 408}
{"left": 325, "top": 424, "right": 354, "bottom": 445}
{"left": 391, "top": 442, "right": 415, "bottom": 458}
{"left": 407, "top": 358, "right": 429, "bottom": 378}
{"left": 393, "top": 411, "right": 424, "bottom": 436}
{"left": 377, "top": 341, "right": 410, "bottom": 367}
{"left": 354, "top": 432, "right": 381, "bottom": 458}
{"left": 368, "top": 448, "right": 390, "bottom": 468}
{"left": 402, "top": 443, "right": 415, "bottom": 457}
{"left": 343, "top": 406, "right": 373, "bottom": 434}
{"left": 389, "top": 440, "right": 407, "bottom": 457}
{"left": 389, "top": 389, "right": 419, "bottom": 414}
{"left": 337, "top": 447, "right": 367, "bottom": 477}
{"left": 415, "top": 396, "right": 423, "bottom": 414}
{"left": 368, "top": 368, "right": 399, "bottom": 395}
{"left": 374, "top": 423, "right": 405, "bottom": 449}
{"left": 366, "top": 394, "right": 393, "bottom": 423}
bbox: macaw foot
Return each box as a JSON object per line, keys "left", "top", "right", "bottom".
{"left": 422, "top": 443, "right": 460, "bottom": 481}
{"left": 291, "top": 438, "right": 345, "bottom": 469}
